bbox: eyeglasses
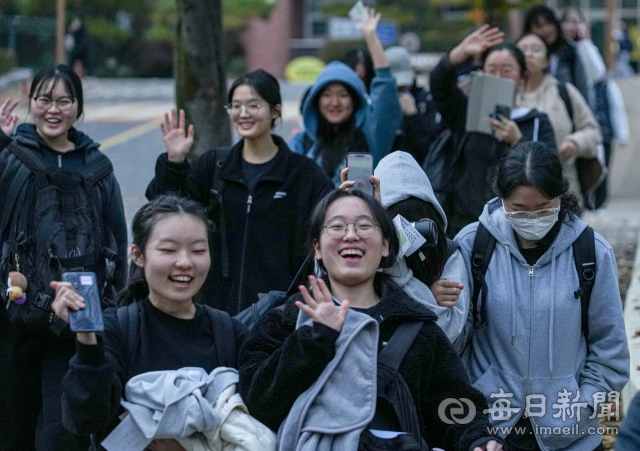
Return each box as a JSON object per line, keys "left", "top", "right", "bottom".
{"left": 503, "top": 206, "right": 560, "bottom": 220}
{"left": 520, "top": 46, "right": 546, "bottom": 56}
{"left": 34, "top": 96, "right": 76, "bottom": 112}
{"left": 225, "top": 102, "right": 262, "bottom": 116}
{"left": 322, "top": 219, "right": 379, "bottom": 239}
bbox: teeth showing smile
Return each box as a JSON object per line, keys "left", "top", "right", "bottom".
{"left": 170, "top": 275, "right": 192, "bottom": 283}
{"left": 339, "top": 249, "right": 363, "bottom": 258}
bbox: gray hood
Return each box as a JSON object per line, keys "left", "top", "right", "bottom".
{"left": 374, "top": 151, "right": 447, "bottom": 231}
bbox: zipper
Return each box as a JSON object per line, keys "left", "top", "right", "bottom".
{"left": 237, "top": 194, "right": 252, "bottom": 314}
{"left": 529, "top": 266, "right": 534, "bottom": 277}
{"left": 525, "top": 264, "right": 534, "bottom": 411}
{"left": 58, "top": 155, "right": 62, "bottom": 168}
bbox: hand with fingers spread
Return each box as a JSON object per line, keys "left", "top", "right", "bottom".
{"left": 430, "top": 279, "right": 464, "bottom": 308}
{"left": 0, "top": 97, "right": 19, "bottom": 136}
{"left": 338, "top": 167, "right": 381, "bottom": 202}
{"left": 295, "top": 276, "right": 349, "bottom": 332}
{"left": 489, "top": 115, "right": 522, "bottom": 146}
{"left": 356, "top": 6, "right": 381, "bottom": 39}
{"left": 161, "top": 108, "right": 194, "bottom": 163}
{"left": 449, "top": 24, "right": 505, "bottom": 66}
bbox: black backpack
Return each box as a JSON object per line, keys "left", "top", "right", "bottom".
{"left": 116, "top": 301, "right": 237, "bottom": 373}
{"left": 358, "top": 321, "right": 429, "bottom": 451}
{"left": 470, "top": 222, "right": 596, "bottom": 338}
{"left": 0, "top": 143, "right": 117, "bottom": 331}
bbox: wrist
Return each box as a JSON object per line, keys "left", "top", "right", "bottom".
{"left": 167, "top": 154, "right": 187, "bottom": 164}
{"left": 77, "top": 332, "right": 98, "bottom": 345}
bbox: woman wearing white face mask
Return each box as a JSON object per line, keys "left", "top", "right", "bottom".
{"left": 455, "top": 141, "right": 629, "bottom": 451}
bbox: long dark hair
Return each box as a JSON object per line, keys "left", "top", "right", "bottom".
{"left": 481, "top": 43, "right": 527, "bottom": 80}
{"left": 119, "top": 195, "right": 211, "bottom": 305}
{"left": 29, "top": 64, "right": 83, "bottom": 119}
{"left": 524, "top": 5, "right": 565, "bottom": 52}
{"left": 387, "top": 197, "right": 447, "bottom": 287}
{"left": 493, "top": 141, "right": 580, "bottom": 216}
{"left": 341, "top": 48, "right": 374, "bottom": 92}
{"left": 228, "top": 68, "right": 281, "bottom": 128}
{"left": 307, "top": 189, "right": 399, "bottom": 273}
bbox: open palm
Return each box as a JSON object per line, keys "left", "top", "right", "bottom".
{"left": 0, "top": 97, "right": 19, "bottom": 136}
{"left": 161, "top": 108, "right": 194, "bottom": 163}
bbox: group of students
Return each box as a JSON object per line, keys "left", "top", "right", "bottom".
{"left": 0, "top": 5, "right": 632, "bottom": 451}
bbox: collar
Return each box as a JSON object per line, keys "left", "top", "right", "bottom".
{"left": 220, "top": 134, "right": 291, "bottom": 185}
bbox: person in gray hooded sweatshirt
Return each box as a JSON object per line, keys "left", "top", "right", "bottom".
{"left": 455, "top": 141, "right": 629, "bottom": 451}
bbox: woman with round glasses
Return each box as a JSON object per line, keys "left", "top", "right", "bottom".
{"left": 0, "top": 65, "right": 127, "bottom": 450}
{"left": 239, "top": 188, "right": 504, "bottom": 450}
{"left": 455, "top": 141, "right": 629, "bottom": 451}
{"left": 146, "top": 69, "right": 333, "bottom": 315}
{"left": 515, "top": 32, "right": 601, "bottom": 209}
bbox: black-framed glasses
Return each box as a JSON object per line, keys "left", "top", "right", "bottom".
{"left": 225, "top": 102, "right": 262, "bottom": 116}
{"left": 33, "top": 96, "right": 76, "bottom": 112}
{"left": 322, "top": 219, "right": 379, "bottom": 239}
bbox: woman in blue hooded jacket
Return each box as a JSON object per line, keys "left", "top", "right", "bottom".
{"left": 289, "top": 7, "right": 401, "bottom": 186}
{"left": 455, "top": 142, "right": 629, "bottom": 451}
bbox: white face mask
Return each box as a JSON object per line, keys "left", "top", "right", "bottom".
{"left": 506, "top": 212, "right": 559, "bottom": 241}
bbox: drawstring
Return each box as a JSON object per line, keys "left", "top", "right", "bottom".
{"left": 548, "top": 246, "right": 557, "bottom": 373}
{"left": 505, "top": 243, "right": 517, "bottom": 344}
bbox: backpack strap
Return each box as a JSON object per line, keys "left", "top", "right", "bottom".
{"left": 204, "top": 307, "right": 237, "bottom": 368}
{"left": 558, "top": 83, "right": 575, "bottom": 132}
{"left": 116, "top": 302, "right": 142, "bottom": 374}
{"left": 446, "top": 238, "right": 459, "bottom": 259}
{"left": 0, "top": 147, "right": 32, "bottom": 235}
{"left": 77, "top": 152, "right": 114, "bottom": 188}
{"left": 572, "top": 226, "right": 596, "bottom": 339}
{"left": 470, "top": 223, "right": 496, "bottom": 329}
{"left": 6, "top": 142, "right": 49, "bottom": 187}
{"left": 208, "top": 147, "right": 232, "bottom": 279}
{"left": 377, "top": 321, "right": 424, "bottom": 370}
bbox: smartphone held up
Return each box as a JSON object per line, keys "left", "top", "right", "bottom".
{"left": 346, "top": 152, "right": 374, "bottom": 196}
{"left": 63, "top": 272, "right": 104, "bottom": 332}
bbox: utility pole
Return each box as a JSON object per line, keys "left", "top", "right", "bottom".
{"left": 605, "top": 0, "right": 616, "bottom": 69}
{"left": 56, "top": 0, "right": 66, "bottom": 64}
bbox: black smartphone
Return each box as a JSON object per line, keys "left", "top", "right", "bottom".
{"left": 346, "top": 152, "right": 374, "bottom": 196}
{"left": 490, "top": 104, "right": 511, "bottom": 120}
{"left": 63, "top": 272, "right": 104, "bottom": 332}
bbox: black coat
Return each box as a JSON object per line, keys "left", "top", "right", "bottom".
{"left": 146, "top": 135, "right": 333, "bottom": 315}
{"left": 430, "top": 56, "right": 557, "bottom": 235}
{"left": 238, "top": 276, "right": 503, "bottom": 451}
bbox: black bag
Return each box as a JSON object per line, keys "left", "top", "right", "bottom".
{"left": 421, "top": 129, "right": 465, "bottom": 209}
{"left": 358, "top": 321, "right": 429, "bottom": 451}
{"left": 0, "top": 143, "right": 117, "bottom": 331}
{"left": 470, "top": 222, "right": 596, "bottom": 338}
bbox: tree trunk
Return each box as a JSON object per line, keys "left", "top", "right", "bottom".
{"left": 175, "top": 0, "right": 231, "bottom": 157}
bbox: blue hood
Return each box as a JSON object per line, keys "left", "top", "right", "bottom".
{"left": 301, "top": 61, "right": 369, "bottom": 140}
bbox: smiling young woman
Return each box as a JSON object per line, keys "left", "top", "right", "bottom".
{"left": 146, "top": 69, "right": 333, "bottom": 316}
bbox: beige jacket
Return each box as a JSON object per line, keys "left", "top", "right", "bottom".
{"left": 516, "top": 74, "right": 602, "bottom": 200}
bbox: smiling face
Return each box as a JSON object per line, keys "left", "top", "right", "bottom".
{"left": 132, "top": 213, "right": 210, "bottom": 308}
{"left": 314, "top": 196, "right": 389, "bottom": 290}
{"left": 229, "top": 84, "right": 280, "bottom": 140}
{"left": 318, "top": 82, "right": 355, "bottom": 125}
{"left": 517, "top": 34, "right": 549, "bottom": 77}
{"left": 30, "top": 79, "right": 78, "bottom": 143}
{"left": 483, "top": 49, "right": 523, "bottom": 83}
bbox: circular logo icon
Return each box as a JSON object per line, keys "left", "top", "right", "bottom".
{"left": 438, "top": 398, "right": 476, "bottom": 425}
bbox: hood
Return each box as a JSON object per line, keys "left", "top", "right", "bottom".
{"left": 478, "top": 197, "right": 588, "bottom": 265}
{"left": 374, "top": 151, "right": 448, "bottom": 231}
{"left": 301, "top": 61, "right": 369, "bottom": 140}
{"left": 14, "top": 123, "right": 100, "bottom": 155}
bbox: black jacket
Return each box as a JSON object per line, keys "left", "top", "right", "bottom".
{"left": 430, "top": 56, "right": 557, "bottom": 235}
{"left": 146, "top": 135, "right": 333, "bottom": 315}
{"left": 60, "top": 298, "right": 249, "bottom": 445}
{"left": 238, "top": 276, "right": 503, "bottom": 451}
{"left": 0, "top": 124, "right": 128, "bottom": 293}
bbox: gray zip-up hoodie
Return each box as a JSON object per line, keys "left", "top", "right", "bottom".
{"left": 375, "top": 151, "right": 469, "bottom": 342}
{"left": 456, "top": 198, "right": 629, "bottom": 451}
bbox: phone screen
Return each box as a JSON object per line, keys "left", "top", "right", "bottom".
{"left": 346, "top": 152, "right": 374, "bottom": 195}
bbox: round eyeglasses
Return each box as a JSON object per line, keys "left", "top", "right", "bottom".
{"left": 322, "top": 219, "right": 379, "bottom": 240}
{"left": 225, "top": 102, "right": 262, "bottom": 116}
{"left": 34, "top": 96, "right": 76, "bottom": 112}
{"left": 503, "top": 206, "right": 560, "bottom": 220}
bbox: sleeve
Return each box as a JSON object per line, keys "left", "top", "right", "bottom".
{"left": 565, "top": 83, "right": 602, "bottom": 159}
{"left": 231, "top": 317, "right": 250, "bottom": 369}
{"left": 61, "top": 309, "right": 126, "bottom": 435}
{"left": 238, "top": 301, "right": 340, "bottom": 431}
{"left": 535, "top": 113, "right": 558, "bottom": 153}
{"left": 420, "top": 324, "right": 504, "bottom": 451}
{"left": 607, "top": 80, "right": 629, "bottom": 144}
{"left": 578, "top": 238, "right": 630, "bottom": 406}
{"left": 450, "top": 227, "right": 479, "bottom": 356}
{"left": 429, "top": 55, "right": 468, "bottom": 134}
{"left": 0, "top": 128, "right": 12, "bottom": 152}
{"left": 104, "top": 174, "right": 128, "bottom": 291}
{"left": 435, "top": 250, "right": 471, "bottom": 343}
{"left": 365, "top": 67, "right": 402, "bottom": 165}
{"left": 571, "top": 49, "right": 591, "bottom": 103}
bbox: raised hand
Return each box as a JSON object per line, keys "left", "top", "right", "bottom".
{"left": 0, "top": 97, "right": 19, "bottom": 136}
{"left": 489, "top": 115, "right": 522, "bottom": 146}
{"left": 356, "top": 6, "right": 381, "bottom": 38}
{"left": 160, "top": 109, "right": 194, "bottom": 163}
{"left": 430, "top": 279, "right": 464, "bottom": 308}
{"left": 338, "top": 167, "right": 382, "bottom": 202}
{"left": 449, "top": 25, "right": 505, "bottom": 66}
{"left": 296, "top": 276, "right": 349, "bottom": 332}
